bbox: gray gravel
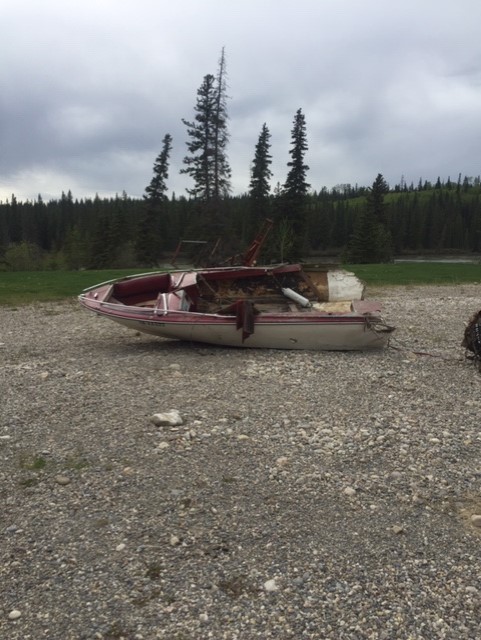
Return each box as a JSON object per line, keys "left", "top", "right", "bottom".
{"left": 2, "top": 284, "right": 481, "bottom": 639}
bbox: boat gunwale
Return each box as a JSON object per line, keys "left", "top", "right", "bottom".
{"left": 79, "top": 264, "right": 301, "bottom": 295}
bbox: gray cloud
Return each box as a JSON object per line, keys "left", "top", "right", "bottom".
{"left": 1, "top": 0, "right": 481, "bottom": 201}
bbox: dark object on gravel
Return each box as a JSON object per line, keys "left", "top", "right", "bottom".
{"left": 463, "top": 310, "right": 481, "bottom": 370}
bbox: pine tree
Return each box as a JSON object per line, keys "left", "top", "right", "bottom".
{"left": 181, "top": 50, "right": 231, "bottom": 239}
{"left": 212, "top": 47, "right": 231, "bottom": 200}
{"left": 135, "top": 133, "right": 172, "bottom": 265}
{"left": 249, "top": 123, "right": 272, "bottom": 201}
{"left": 88, "top": 196, "right": 115, "bottom": 268}
{"left": 367, "top": 173, "right": 389, "bottom": 225}
{"left": 284, "top": 109, "right": 310, "bottom": 200}
{"left": 181, "top": 74, "right": 217, "bottom": 201}
{"left": 248, "top": 123, "right": 272, "bottom": 236}
{"left": 280, "top": 108, "right": 310, "bottom": 260}
{"left": 145, "top": 134, "right": 172, "bottom": 202}
{"left": 181, "top": 51, "right": 231, "bottom": 202}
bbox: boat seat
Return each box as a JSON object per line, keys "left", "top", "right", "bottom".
{"left": 113, "top": 273, "right": 171, "bottom": 305}
{"left": 155, "top": 289, "right": 189, "bottom": 314}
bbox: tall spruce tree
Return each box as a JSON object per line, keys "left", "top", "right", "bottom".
{"left": 135, "top": 133, "right": 172, "bottom": 265}
{"left": 145, "top": 133, "right": 172, "bottom": 202}
{"left": 181, "top": 50, "right": 231, "bottom": 237}
{"left": 212, "top": 47, "right": 231, "bottom": 200}
{"left": 281, "top": 108, "right": 310, "bottom": 260}
{"left": 284, "top": 109, "right": 310, "bottom": 199}
{"left": 248, "top": 123, "right": 272, "bottom": 236}
{"left": 181, "top": 74, "right": 217, "bottom": 201}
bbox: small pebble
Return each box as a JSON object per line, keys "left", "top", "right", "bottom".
{"left": 470, "top": 514, "right": 481, "bottom": 528}
{"left": 8, "top": 610, "right": 21, "bottom": 620}
{"left": 264, "top": 578, "right": 279, "bottom": 592}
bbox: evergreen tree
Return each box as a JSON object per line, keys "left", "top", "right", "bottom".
{"left": 181, "top": 51, "right": 231, "bottom": 203}
{"left": 283, "top": 108, "right": 310, "bottom": 200}
{"left": 110, "top": 192, "right": 131, "bottom": 265}
{"left": 212, "top": 47, "right": 231, "bottom": 200}
{"left": 249, "top": 123, "right": 272, "bottom": 201}
{"left": 181, "top": 74, "right": 217, "bottom": 201}
{"left": 34, "top": 194, "right": 49, "bottom": 251}
{"left": 135, "top": 134, "right": 172, "bottom": 265}
{"left": 248, "top": 123, "right": 272, "bottom": 236}
{"left": 367, "top": 173, "right": 389, "bottom": 225}
{"left": 280, "top": 108, "right": 310, "bottom": 260}
{"left": 87, "top": 196, "right": 114, "bottom": 268}
{"left": 181, "top": 50, "right": 231, "bottom": 241}
{"left": 344, "top": 173, "right": 392, "bottom": 263}
{"left": 145, "top": 134, "right": 172, "bottom": 202}
{"left": 7, "top": 194, "right": 21, "bottom": 243}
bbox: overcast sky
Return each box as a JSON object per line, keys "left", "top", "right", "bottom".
{"left": 2, "top": 0, "right": 481, "bottom": 202}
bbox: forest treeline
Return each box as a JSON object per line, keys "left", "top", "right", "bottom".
{"left": 0, "top": 174, "right": 480, "bottom": 271}
{"left": 2, "top": 48, "right": 480, "bottom": 271}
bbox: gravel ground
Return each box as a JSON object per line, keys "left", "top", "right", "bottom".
{"left": 2, "top": 284, "right": 481, "bottom": 640}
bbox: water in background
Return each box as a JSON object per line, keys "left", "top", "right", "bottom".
{"left": 309, "top": 255, "right": 481, "bottom": 264}
{"left": 394, "top": 256, "right": 481, "bottom": 264}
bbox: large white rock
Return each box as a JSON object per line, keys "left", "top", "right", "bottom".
{"left": 151, "top": 410, "right": 183, "bottom": 427}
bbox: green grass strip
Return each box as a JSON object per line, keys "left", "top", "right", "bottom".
{"left": 0, "top": 263, "right": 480, "bottom": 306}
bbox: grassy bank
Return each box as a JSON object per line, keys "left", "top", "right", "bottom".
{"left": 1, "top": 263, "right": 481, "bottom": 306}
{"left": 0, "top": 269, "right": 150, "bottom": 306}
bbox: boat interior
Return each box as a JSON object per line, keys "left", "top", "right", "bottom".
{"left": 102, "top": 266, "right": 374, "bottom": 316}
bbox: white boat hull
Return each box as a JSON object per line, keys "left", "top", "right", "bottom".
{"left": 91, "top": 308, "right": 388, "bottom": 350}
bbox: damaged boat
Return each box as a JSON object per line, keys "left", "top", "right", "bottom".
{"left": 78, "top": 262, "right": 394, "bottom": 351}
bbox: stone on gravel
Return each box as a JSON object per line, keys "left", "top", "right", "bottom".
{"left": 8, "top": 611, "right": 21, "bottom": 620}
{"left": 470, "top": 514, "right": 481, "bottom": 527}
{"left": 264, "top": 578, "right": 280, "bottom": 592}
{"left": 150, "top": 410, "right": 183, "bottom": 426}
